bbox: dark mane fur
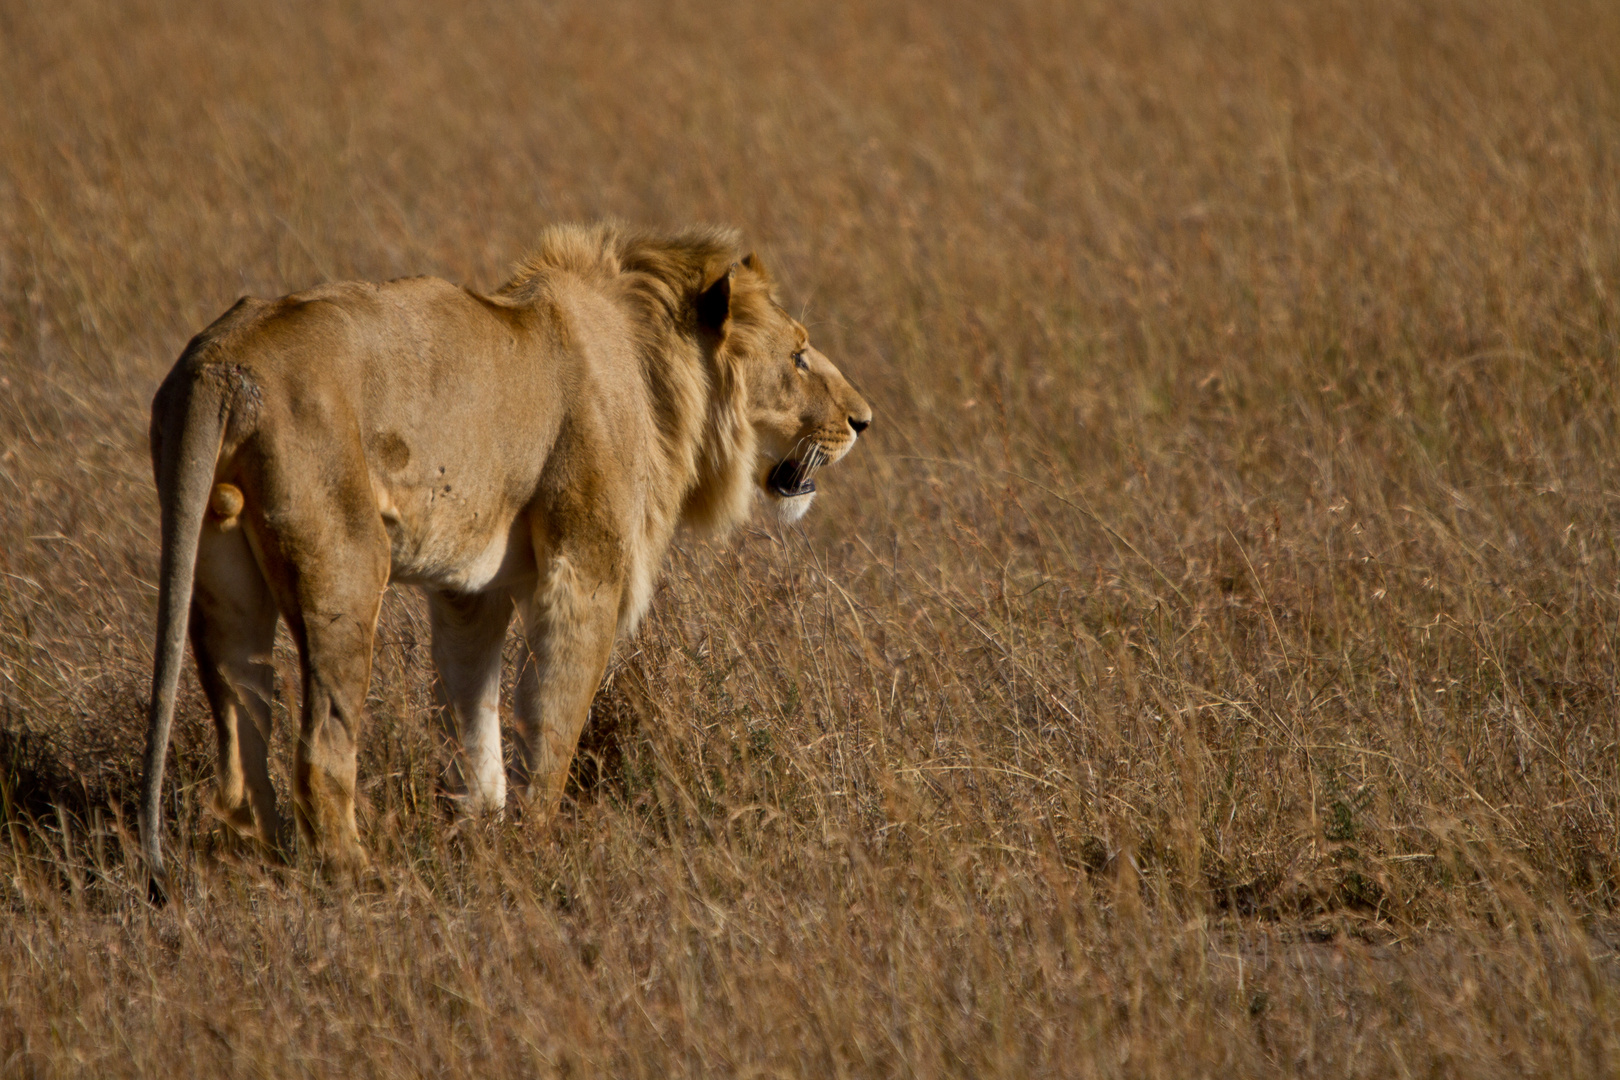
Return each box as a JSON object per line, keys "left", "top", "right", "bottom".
{"left": 497, "top": 222, "right": 774, "bottom": 534}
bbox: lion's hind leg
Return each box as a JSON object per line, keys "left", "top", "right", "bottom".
{"left": 190, "top": 511, "right": 288, "bottom": 857}
{"left": 277, "top": 542, "right": 388, "bottom": 878}
{"left": 245, "top": 440, "right": 391, "bottom": 879}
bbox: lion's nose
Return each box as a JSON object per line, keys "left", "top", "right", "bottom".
{"left": 848, "top": 415, "right": 870, "bottom": 435}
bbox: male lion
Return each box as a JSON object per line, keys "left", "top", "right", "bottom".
{"left": 139, "top": 224, "right": 871, "bottom": 896}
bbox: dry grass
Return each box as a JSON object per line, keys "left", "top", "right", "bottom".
{"left": 3, "top": 0, "right": 1620, "bottom": 1074}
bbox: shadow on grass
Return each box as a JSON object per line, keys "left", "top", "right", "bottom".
{"left": 565, "top": 661, "right": 650, "bottom": 804}
{"left": 0, "top": 712, "right": 100, "bottom": 827}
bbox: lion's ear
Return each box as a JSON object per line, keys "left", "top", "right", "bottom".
{"left": 740, "top": 252, "right": 771, "bottom": 282}
{"left": 695, "top": 265, "right": 735, "bottom": 338}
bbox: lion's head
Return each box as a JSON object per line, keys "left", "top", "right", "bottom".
{"left": 698, "top": 253, "right": 873, "bottom": 524}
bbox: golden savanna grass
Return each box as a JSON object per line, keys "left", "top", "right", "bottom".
{"left": 3, "top": 0, "right": 1619, "bottom": 1074}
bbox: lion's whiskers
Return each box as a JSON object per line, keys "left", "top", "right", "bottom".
{"left": 795, "top": 443, "right": 829, "bottom": 488}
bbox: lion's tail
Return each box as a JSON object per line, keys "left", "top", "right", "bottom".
{"left": 139, "top": 370, "right": 230, "bottom": 905}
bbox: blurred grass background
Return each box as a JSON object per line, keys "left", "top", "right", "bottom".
{"left": 2, "top": 0, "right": 1620, "bottom": 1074}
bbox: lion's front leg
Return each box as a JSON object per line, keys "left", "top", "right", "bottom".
{"left": 428, "top": 588, "right": 513, "bottom": 815}
{"left": 512, "top": 556, "right": 622, "bottom": 816}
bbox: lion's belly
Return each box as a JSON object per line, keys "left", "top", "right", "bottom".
{"left": 380, "top": 499, "right": 535, "bottom": 594}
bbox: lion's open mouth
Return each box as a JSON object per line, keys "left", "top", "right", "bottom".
{"left": 767, "top": 458, "right": 817, "bottom": 498}
{"left": 766, "top": 445, "right": 827, "bottom": 498}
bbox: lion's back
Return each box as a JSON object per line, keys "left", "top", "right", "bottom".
{"left": 169, "top": 276, "right": 543, "bottom": 402}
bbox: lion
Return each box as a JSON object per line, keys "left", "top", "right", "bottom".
{"left": 138, "top": 223, "right": 872, "bottom": 898}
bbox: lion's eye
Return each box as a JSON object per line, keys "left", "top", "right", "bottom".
{"left": 793, "top": 350, "right": 809, "bottom": 371}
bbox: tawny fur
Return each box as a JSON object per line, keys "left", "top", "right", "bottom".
{"left": 138, "top": 223, "right": 872, "bottom": 894}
